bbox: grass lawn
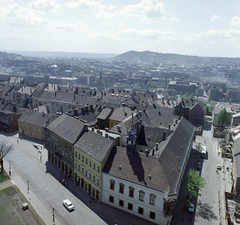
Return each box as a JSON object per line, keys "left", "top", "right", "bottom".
{"left": 0, "top": 187, "right": 26, "bottom": 225}
{"left": 0, "top": 185, "right": 46, "bottom": 225}
{"left": 0, "top": 171, "right": 10, "bottom": 183}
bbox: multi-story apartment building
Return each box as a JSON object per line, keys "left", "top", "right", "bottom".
{"left": 45, "top": 113, "right": 87, "bottom": 177}
{"left": 74, "top": 130, "right": 116, "bottom": 200}
{"left": 18, "top": 110, "right": 52, "bottom": 140}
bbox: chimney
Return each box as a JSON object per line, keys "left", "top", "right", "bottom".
{"left": 145, "top": 149, "right": 149, "bottom": 157}
{"left": 163, "top": 131, "right": 166, "bottom": 140}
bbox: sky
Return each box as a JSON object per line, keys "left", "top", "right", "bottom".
{"left": 1, "top": 0, "right": 240, "bottom": 57}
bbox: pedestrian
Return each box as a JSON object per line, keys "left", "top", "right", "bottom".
{"left": 17, "top": 139, "right": 19, "bottom": 144}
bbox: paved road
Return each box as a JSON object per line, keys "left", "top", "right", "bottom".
{"left": 1, "top": 132, "right": 156, "bottom": 225}
{"left": 171, "top": 124, "right": 232, "bottom": 225}
{"left": 1, "top": 132, "right": 107, "bottom": 225}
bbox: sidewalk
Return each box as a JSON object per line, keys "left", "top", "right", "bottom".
{"left": 1, "top": 132, "right": 154, "bottom": 225}
{"left": 1, "top": 132, "right": 60, "bottom": 225}
{"left": 4, "top": 161, "right": 60, "bottom": 225}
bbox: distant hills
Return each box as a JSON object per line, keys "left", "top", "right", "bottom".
{"left": 6, "top": 51, "right": 118, "bottom": 59}
{"left": 112, "top": 50, "right": 240, "bottom": 66}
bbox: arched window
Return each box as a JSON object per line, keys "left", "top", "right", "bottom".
{"left": 139, "top": 190, "right": 145, "bottom": 201}
{"left": 129, "top": 186, "right": 135, "bottom": 198}
{"left": 119, "top": 183, "right": 125, "bottom": 194}
{"left": 149, "top": 193, "right": 156, "bottom": 205}
{"left": 110, "top": 179, "right": 115, "bottom": 190}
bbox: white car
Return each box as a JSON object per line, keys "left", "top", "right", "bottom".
{"left": 188, "top": 203, "right": 194, "bottom": 213}
{"left": 63, "top": 199, "right": 74, "bottom": 211}
{"left": 217, "top": 164, "right": 222, "bottom": 170}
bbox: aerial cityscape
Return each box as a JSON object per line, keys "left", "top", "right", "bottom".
{"left": 1, "top": 1, "right": 240, "bottom": 225}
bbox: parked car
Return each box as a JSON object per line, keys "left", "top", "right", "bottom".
{"left": 217, "top": 164, "right": 221, "bottom": 170}
{"left": 197, "top": 158, "right": 202, "bottom": 164}
{"left": 188, "top": 203, "right": 194, "bottom": 213}
{"left": 196, "top": 170, "right": 200, "bottom": 176}
{"left": 63, "top": 199, "right": 74, "bottom": 211}
{"left": 197, "top": 162, "right": 202, "bottom": 170}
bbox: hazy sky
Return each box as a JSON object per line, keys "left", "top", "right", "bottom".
{"left": 1, "top": 0, "right": 240, "bottom": 57}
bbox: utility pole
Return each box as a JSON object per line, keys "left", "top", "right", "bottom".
{"left": 53, "top": 208, "right": 55, "bottom": 225}
{"left": 27, "top": 180, "right": 29, "bottom": 194}
{"left": 9, "top": 160, "right": 11, "bottom": 176}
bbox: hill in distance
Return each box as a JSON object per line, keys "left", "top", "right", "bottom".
{"left": 112, "top": 50, "right": 240, "bottom": 66}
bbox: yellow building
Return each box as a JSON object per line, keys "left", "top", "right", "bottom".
{"left": 74, "top": 130, "right": 114, "bottom": 200}
{"left": 109, "top": 106, "right": 135, "bottom": 129}
{"left": 18, "top": 110, "right": 52, "bottom": 140}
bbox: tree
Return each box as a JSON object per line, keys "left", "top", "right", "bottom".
{"left": 195, "top": 142, "right": 202, "bottom": 152}
{"left": 217, "top": 108, "right": 230, "bottom": 127}
{"left": 0, "top": 141, "right": 14, "bottom": 174}
{"left": 185, "top": 169, "right": 206, "bottom": 198}
{"left": 206, "top": 106, "right": 210, "bottom": 115}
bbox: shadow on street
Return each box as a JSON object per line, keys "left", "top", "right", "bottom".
{"left": 196, "top": 200, "right": 218, "bottom": 221}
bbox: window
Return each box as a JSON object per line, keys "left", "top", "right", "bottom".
{"left": 85, "top": 158, "right": 88, "bottom": 165}
{"left": 93, "top": 175, "right": 95, "bottom": 183}
{"left": 119, "top": 183, "right": 124, "bottom": 194}
{"left": 82, "top": 155, "right": 84, "bottom": 162}
{"left": 93, "top": 163, "right": 96, "bottom": 170}
{"left": 97, "top": 177, "right": 100, "bottom": 186}
{"left": 75, "top": 161, "right": 77, "bottom": 169}
{"left": 139, "top": 190, "right": 145, "bottom": 201}
{"left": 150, "top": 194, "right": 156, "bottom": 205}
{"left": 89, "top": 160, "right": 92, "bottom": 168}
{"left": 75, "top": 151, "right": 77, "bottom": 158}
{"left": 129, "top": 186, "right": 134, "bottom": 198}
{"left": 150, "top": 211, "right": 156, "bottom": 220}
{"left": 85, "top": 170, "right": 87, "bottom": 177}
{"left": 109, "top": 195, "right": 114, "bottom": 203}
{"left": 119, "top": 199, "right": 124, "bottom": 207}
{"left": 78, "top": 153, "right": 80, "bottom": 160}
{"left": 89, "top": 171, "right": 92, "bottom": 180}
{"left": 128, "top": 203, "right": 133, "bottom": 210}
{"left": 81, "top": 166, "right": 84, "bottom": 174}
{"left": 97, "top": 166, "right": 100, "bottom": 173}
{"left": 138, "top": 207, "right": 144, "bottom": 215}
{"left": 78, "top": 165, "right": 80, "bottom": 172}
{"left": 110, "top": 179, "right": 115, "bottom": 190}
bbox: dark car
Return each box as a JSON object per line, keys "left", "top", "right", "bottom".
{"left": 197, "top": 162, "right": 202, "bottom": 170}
{"left": 197, "top": 158, "right": 202, "bottom": 164}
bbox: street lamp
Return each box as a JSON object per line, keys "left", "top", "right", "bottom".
{"left": 9, "top": 160, "right": 11, "bottom": 176}
{"left": 38, "top": 151, "right": 42, "bottom": 163}
{"left": 27, "top": 180, "right": 29, "bottom": 194}
{"left": 53, "top": 208, "right": 55, "bottom": 225}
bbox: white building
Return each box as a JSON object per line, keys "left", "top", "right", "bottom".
{"left": 102, "top": 117, "right": 195, "bottom": 225}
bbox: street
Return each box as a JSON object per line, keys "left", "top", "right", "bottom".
{"left": 171, "top": 124, "right": 232, "bottom": 225}
{"left": 1, "top": 132, "right": 156, "bottom": 225}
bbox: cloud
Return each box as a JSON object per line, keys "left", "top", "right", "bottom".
{"left": 0, "top": 3, "right": 50, "bottom": 27}
{"left": 170, "top": 16, "right": 180, "bottom": 23}
{"left": 96, "top": 0, "right": 167, "bottom": 23}
{"left": 28, "top": 0, "right": 60, "bottom": 13}
{"left": 122, "top": 0, "right": 167, "bottom": 19}
{"left": 66, "top": 0, "right": 102, "bottom": 10}
{"left": 118, "top": 28, "right": 175, "bottom": 39}
{"left": 186, "top": 29, "right": 240, "bottom": 45}
{"left": 210, "top": 15, "right": 220, "bottom": 22}
{"left": 230, "top": 16, "right": 240, "bottom": 28}
{"left": 47, "top": 20, "right": 86, "bottom": 31}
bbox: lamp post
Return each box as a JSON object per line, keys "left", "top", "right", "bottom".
{"left": 27, "top": 180, "right": 29, "bottom": 194}
{"left": 38, "top": 151, "right": 42, "bottom": 163}
{"left": 53, "top": 208, "right": 55, "bottom": 225}
{"left": 9, "top": 160, "right": 11, "bottom": 176}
